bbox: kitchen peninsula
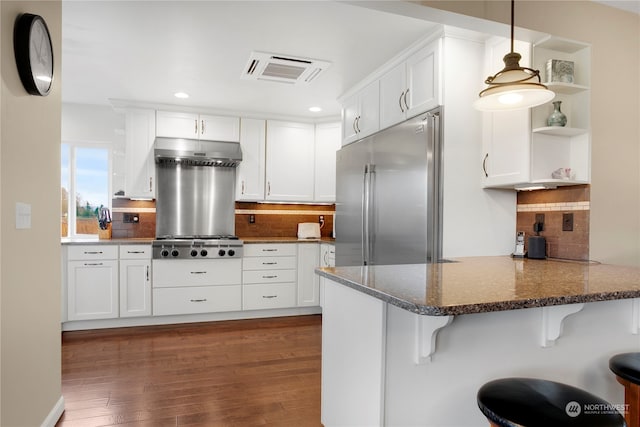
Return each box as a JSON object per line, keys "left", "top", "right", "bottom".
{"left": 317, "top": 257, "right": 640, "bottom": 426}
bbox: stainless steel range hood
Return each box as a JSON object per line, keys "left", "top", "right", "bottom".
{"left": 154, "top": 137, "right": 242, "bottom": 167}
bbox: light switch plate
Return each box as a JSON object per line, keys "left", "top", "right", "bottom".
{"left": 16, "top": 202, "right": 31, "bottom": 229}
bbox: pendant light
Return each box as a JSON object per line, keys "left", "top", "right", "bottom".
{"left": 474, "top": 0, "right": 554, "bottom": 111}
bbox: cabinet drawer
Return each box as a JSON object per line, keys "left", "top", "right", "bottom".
{"left": 243, "top": 283, "right": 296, "bottom": 310}
{"left": 152, "top": 259, "right": 241, "bottom": 288}
{"left": 68, "top": 245, "right": 118, "bottom": 260}
{"left": 244, "top": 244, "right": 296, "bottom": 257}
{"left": 243, "top": 269, "right": 296, "bottom": 284}
{"left": 153, "top": 285, "right": 241, "bottom": 315}
{"left": 119, "top": 245, "right": 151, "bottom": 259}
{"left": 243, "top": 256, "right": 296, "bottom": 271}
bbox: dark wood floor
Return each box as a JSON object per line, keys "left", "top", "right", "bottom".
{"left": 56, "top": 315, "right": 322, "bottom": 427}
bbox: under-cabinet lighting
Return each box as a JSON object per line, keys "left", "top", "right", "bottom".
{"left": 515, "top": 185, "right": 557, "bottom": 191}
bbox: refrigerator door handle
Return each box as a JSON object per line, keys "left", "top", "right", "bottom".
{"left": 362, "top": 164, "right": 369, "bottom": 265}
{"left": 362, "top": 164, "right": 375, "bottom": 265}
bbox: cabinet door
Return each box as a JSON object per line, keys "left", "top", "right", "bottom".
{"left": 379, "top": 62, "right": 407, "bottom": 130}
{"left": 297, "top": 243, "right": 320, "bottom": 307}
{"left": 125, "top": 108, "right": 155, "bottom": 198}
{"left": 265, "top": 121, "right": 315, "bottom": 201}
{"left": 341, "top": 94, "right": 360, "bottom": 145}
{"left": 119, "top": 259, "right": 151, "bottom": 317}
{"left": 482, "top": 109, "right": 531, "bottom": 187}
{"left": 236, "top": 118, "right": 266, "bottom": 201}
{"left": 314, "top": 122, "right": 341, "bottom": 202}
{"left": 357, "top": 81, "right": 380, "bottom": 139}
{"left": 199, "top": 114, "right": 240, "bottom": 142}
{"left": 406, "top": 39, "right": 440, "bottom": 117}
{"left": 68, "top": 260, "right": 118, "bottom": 320}
{"left": 156, "top": 110, "right": 199, "bottom": 139}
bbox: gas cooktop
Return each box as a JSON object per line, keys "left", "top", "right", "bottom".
{"left": 152, "top": 237, "right": 243, "bottom": 259}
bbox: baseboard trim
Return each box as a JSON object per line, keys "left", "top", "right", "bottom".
{"left": 41, "top": 396, "right": 65, "bottom": 427}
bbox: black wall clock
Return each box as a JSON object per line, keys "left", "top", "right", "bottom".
{"left": 14, "top": 13, "right": 54, "bottom": 96}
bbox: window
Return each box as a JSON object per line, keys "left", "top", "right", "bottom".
{"left": 61, "top": 143, "right": 112, "bottom": 237}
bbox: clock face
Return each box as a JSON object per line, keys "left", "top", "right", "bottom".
{"left": 14, "top": 13, "right": 54, "bottom": 96}
{"left": 28, "top": 18, "right": 53, "bottom": 95}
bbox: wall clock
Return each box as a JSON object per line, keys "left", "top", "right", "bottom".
{"left": 14, "top": 13, "right": 54, "bottom": 96}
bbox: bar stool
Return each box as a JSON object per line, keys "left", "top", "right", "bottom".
{"left": 477, "top": 377, "right": 626, "bottom": 426}
{"left": 609, "top": 352, "right": 640, "bottom": 427}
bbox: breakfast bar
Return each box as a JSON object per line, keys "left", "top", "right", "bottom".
{"left": 316, "top": 257, "right": 640, "bottom": 426}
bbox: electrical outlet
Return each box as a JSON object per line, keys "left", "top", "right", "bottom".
{"left": 562, "top": 213, "right": 574, "bottom": 231}
{"left": 319, "top": 215, "right": 324, "bottom": 224}
{"left": 123, "top": 213, "right": 139, "bottom": 223}
{"left": 535, "top": 213, "right": 545, "bottom": 225}
{"left": 249, "top": 214, "right": 255, "bottom": 224}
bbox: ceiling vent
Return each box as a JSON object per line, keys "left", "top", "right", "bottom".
{"left": 242, "top": 51, "right": 331, "bottom": 85}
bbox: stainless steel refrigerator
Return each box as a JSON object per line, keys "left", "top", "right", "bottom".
{"left": 335, "top": 107, "right": 443, "bottom": 266}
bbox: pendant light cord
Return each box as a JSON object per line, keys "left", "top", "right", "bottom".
{"left": 510, "top": 0, "right": 515, "bottom": 53}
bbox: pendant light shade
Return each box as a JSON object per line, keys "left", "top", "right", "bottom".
{"left": 474, "top": 0, "right": 555, "bottom": 111}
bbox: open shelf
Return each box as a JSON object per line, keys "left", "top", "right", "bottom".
{"left": 533, "top": 126, "right": 588, "bottom": 137}
{"left": 545, "top": 82, "right": 589, "bottom": 95}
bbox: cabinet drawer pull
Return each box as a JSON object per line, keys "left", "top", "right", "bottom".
{"left": 146, "top": 265, "right": 150, "bottom": 281}
{"left": 262, "top": 262, "right": 277, "bottom": 265}
{"left": 262, "top": 249, "right": 278, "bottom": 252}
{"left": 201, "top": 119, "right": 205, "bottom": 135}
{"left": 190, "top": 271, "right": 207, "bottom": 274}
{"left": 399, "top": 91, "right": 405, "bottom": 113}
{"left": 195, "top": 119, "right": 198, "bottom": 135}
{"left": 262, "top": 275, "right": 278, "bottom": 279}
{"left": 262, "top": 295, "right": 278, "bottom": 299}
{"left": 84, "top": 262, "right": 103, "bottom": 266}
{"left": 190, "top": 298, "right": 207, "bottom": 303}
{"left": 241, "top": 180, "right": 245, "bottom": 195}
{"left": 403, "top": 88, "right": 410, "bottom": 111}
{"left": 127, "top": 250, "right": 145, "bottom": 254}
{"left": 84, "top": 251, "right": 103, "bottom": 255}
{"left": 482, "top": 153, "right": 489, "bottom": 178}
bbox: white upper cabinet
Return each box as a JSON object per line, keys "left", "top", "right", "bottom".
{"left": 236, "top": 118, "right": 266, "bottom": 201}
{"left": 156, "top": 110, "right": 240, "bottom": 142}
{"left": 481, "top": 36, "right": 591, "bottom": 189}
{"left": 380, "top": 39, "right": 441, "bottom": 130}
{"left": 314, "top": 122, "right": 341, "bottom": 202}
{"left": 125, "top": 108, "right": 156, "bottom": 199}
{"left": 265, "top": 121, "right": 315, "bottom": 202}
{"left": 341, "top": 81, "right": 380, "bottom": 145}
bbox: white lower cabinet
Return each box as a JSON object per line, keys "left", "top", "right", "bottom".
{"left": 242, "top": 243, "right": 298, "bottom": 310}
{"left": 152, "top": 258, "right": 242, "bottom": 316}
{"left": 119, "top": 245, "right": 152, "bottom": 317}
{"left": 153, "top": 286, "right": 242, "bottom": 315}
{"left": 243, "top": 283, "right": 297, "bottom": 310}
{"left": 67, "top": 245, "right": 119, "bottom": 321}
{"left": 297, "top": 243, "right": 320, "bottom": 306}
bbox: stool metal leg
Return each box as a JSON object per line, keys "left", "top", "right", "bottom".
{"left": 615, "top": 375, "right": 640, "bottom": 427}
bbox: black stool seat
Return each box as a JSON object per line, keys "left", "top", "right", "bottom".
{"left": 610, "top": 353, "right": 640, "bottom": 384}
{"left": 477, "top": 377, "right": 626, "bottom": 427}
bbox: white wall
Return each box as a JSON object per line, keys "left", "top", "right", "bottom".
{"left": 441, "top": 32, "right": 516, "bottom": 258}
{"left": 1, "top": 1, "right": 63, "bottom": 426}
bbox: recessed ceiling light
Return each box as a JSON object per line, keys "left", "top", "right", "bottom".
{"left": 174, "top": 92, "right": 189, "bottom": 99}
{"left": 309, "top": 106, "right": 322, "bottom": 112}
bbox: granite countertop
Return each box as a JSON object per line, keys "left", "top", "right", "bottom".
{"left": 61, "top": 237, "right": 155, "bottom": 245}
{"left": 62, "top": 236, "right": 335, "bottom": 245}
{"left": 316, "top": 256, "right": 640, "bottom": 316}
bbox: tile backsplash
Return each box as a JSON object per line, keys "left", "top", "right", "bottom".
{"left": 516, "top": 185, "right": 589, "bottom": 261}
{"left": 111, "top": 199, "right": 335, "bottom": 239}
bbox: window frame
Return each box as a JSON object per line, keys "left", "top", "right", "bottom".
{"left": 62, "top": 140, "right": 113, "bottom": 238}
